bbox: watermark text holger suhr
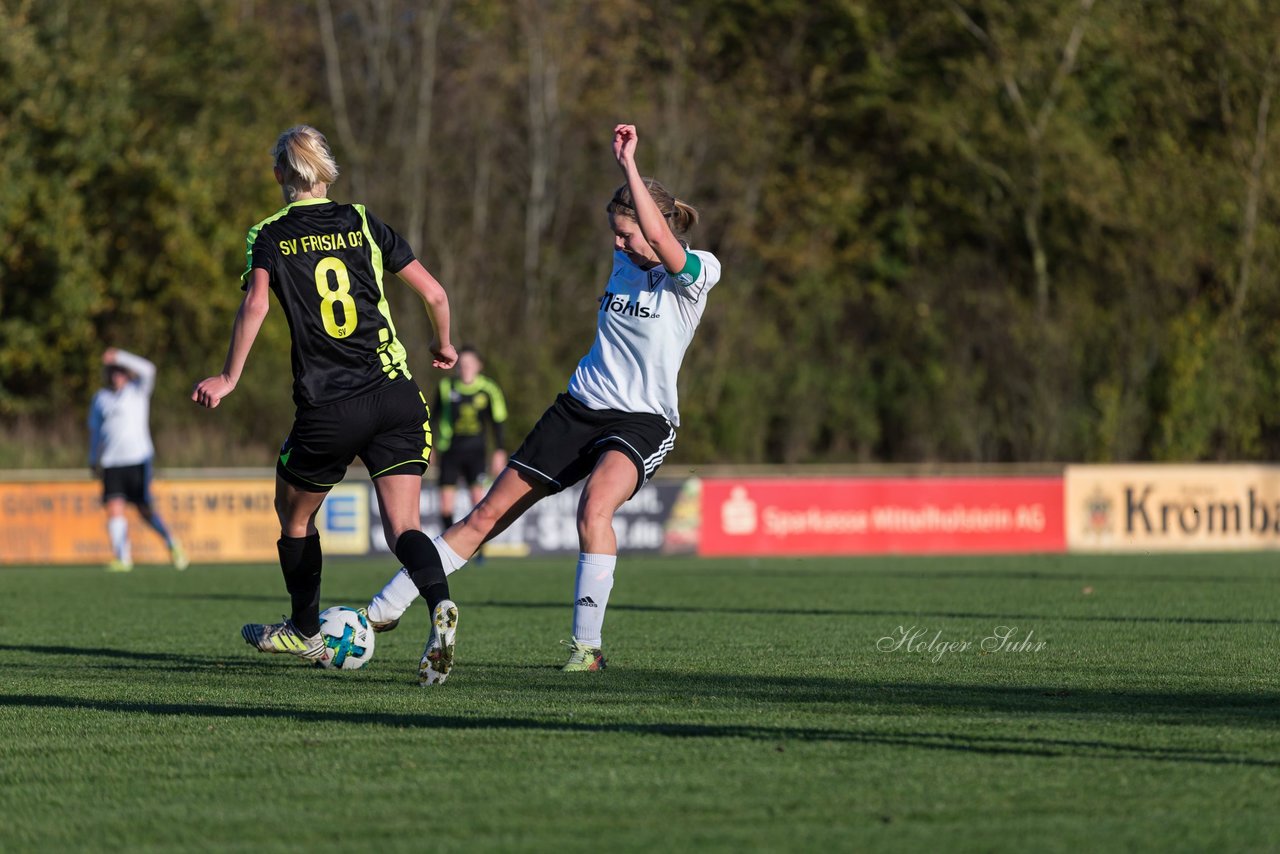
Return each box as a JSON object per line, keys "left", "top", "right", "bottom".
{"left": 877, "top": 626, "right": 1046, "bottom": 663}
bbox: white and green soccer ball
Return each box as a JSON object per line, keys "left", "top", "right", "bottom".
{"left": 316, "top": 606, "right": 376, "bottom": 670}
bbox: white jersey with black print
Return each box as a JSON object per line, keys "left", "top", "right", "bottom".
{"left": 89, "top": 350, "right": 157, "bottom": 468}
{"left": 568, "top": 249, "right": 721, "bottom": 427}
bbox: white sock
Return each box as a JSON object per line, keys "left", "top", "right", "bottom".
{"left": 368, "top": 568, "right": 418, "bottom": 624}
{"left": 571, "top": 553, "right": 616, "bottom": 648}
{"left": 368, "top": 536, "right": 470, "bottom": 623}
{"left": 434, "top": 535, "right": 468, "bottom": 577}
{"left": 108, "top": 516, "right": 130, "bottom": 564}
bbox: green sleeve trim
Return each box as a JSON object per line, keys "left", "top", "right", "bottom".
{"left": 241, "top": 227, "right": 260, "bottom": 284}
{"left": 241, "top": 203, "right": 302, "bottom": 285}
{"left": 672, "top": 252, "right": 702, "bottom": 285}
{"left": 356, "top": 203, "right": 413, "bottom": 382}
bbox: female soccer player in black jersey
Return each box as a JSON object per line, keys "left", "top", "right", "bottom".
{"left": 368, "top": 124, "right": 722, "bottom": 672}
{"left": 193, "top": 125, "right": 460, "bottom": 685}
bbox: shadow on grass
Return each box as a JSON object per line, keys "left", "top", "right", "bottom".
{"left": 5, "top": 642, "right": 1276, "bottom": 720}
{"left": 846, "top": 568, "right": 1280, "bottom": 585}
{"left": 0, "top": 643, "right": 267, "bottom": 673}
{"left": 142, "top": 593, "right": 294, "bottom": 603}
{"left": 137, "top": 594, "right": 1280, "bottom": 626}
{"left": 470, "top": 600, "right": 1280, "bottom": 626}
{"left": 0, "top": 690, "right": 1276, "bottom": 768}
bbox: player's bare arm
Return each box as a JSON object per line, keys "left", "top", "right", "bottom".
{"left": 396, "top": 260, "right": 457, "bottom": 370}
{"left": 192, "top": 269, "right": 271, "bottom": 409}
{"left": 614, "top": 123, "right": 688, "bottom": 273}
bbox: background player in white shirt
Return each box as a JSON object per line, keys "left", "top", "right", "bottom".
{"left": 368, "top": 123, "right": 721, "bottom": 672}
{"left": 89, "top": 348, "right": 187, "bottom": 572}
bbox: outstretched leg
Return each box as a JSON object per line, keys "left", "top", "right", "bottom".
{"left": 451, "top": 467, "right": 550, "bottom": 556}
{"left": 367, "top": 467, "right": 549, "bottom": 630}
{"left": 468, "top": 481, "right": 488, "bottom": 563}
{"left": 135, "top": 503, "right": 174, "bottom": 548}
{"left": 136, "top": 504, "right": 188, "bottom": 570}
{"left": 135, "top": 461, "right": 187, "bottom": 569}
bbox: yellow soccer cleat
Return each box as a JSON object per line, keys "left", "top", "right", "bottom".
{"left": 560, "top": 638, "right": 606, "bottom": 672}
{"left": 241, "top": 617, "right": 331, "bottom": 664}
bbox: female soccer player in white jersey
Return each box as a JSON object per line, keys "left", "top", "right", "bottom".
{"left": 368, "top": 123, "right": 721, "bottom": 672}
{"left": 192, "top": 125, "right": 461, "bottom": 685}
{"left": 90, "top": 347, "right": 187, "bottom": 572}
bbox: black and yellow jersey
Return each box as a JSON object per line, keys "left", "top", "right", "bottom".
{"left": 242, "top": 198, "right": 416, "bottom": 409}
{"left": 434, "top": 375, "right": 508, "bottom": 453}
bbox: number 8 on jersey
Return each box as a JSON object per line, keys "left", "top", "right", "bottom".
{"left": 315, "top": 257, "right": 357, "bottom": 338}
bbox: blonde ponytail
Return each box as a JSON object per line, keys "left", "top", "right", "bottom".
{"left": 272, "top": 125, "right": 339, "bottom": 190}
{"left": 670, "top": 198, "right": 700, "bottom": 233}
{"left": 607, "top": 178, "right": 700, "bottom": 235}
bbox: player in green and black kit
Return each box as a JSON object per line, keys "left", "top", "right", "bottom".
{"left": 434, "top": 347, "right": 508, "bottom": 553}
{"left": 193, "top": 125, "right": 461, "bottom": 686}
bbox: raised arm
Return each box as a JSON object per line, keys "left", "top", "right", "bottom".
{"left": 107, "top": 348, "right": 157, "bottom": 395}
{"left": 191, "top": 269, "right": 271, "bottom": 408}
{"left": 613, "top": 123, "right": 688, "bottom": 273}
{"left": 395, "top": 260, "right": 457, "bottom": 370}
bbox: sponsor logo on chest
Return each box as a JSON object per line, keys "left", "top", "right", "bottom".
{"left": 600, "top": 269, "right": 664, "bottom": 319}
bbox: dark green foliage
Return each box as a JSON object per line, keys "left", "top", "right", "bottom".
{"left": 4, "top": 0, "right": 1280, "bottom": 464}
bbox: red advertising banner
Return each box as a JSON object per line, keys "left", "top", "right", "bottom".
{"left": 698, "top": 478, "right": 1065, "bottom": 556}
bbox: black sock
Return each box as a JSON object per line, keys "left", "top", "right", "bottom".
{"left": 440, "top": 512, "right": 454, "bottom": 529}
{"left": 396, "top": 530, "right": 450, "bottom": 612}
{"left": 278, "top": 534, "right": 322, "bottom": 636}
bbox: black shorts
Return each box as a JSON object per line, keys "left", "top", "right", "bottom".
{"left": 509, "top": 393, "right": 675, "bottom": 498}
{"left": 102, "top": 460, "right": 154, "bottom": 507}
{"left": 277, "top": 380, "right": 432, "bottom": 493}
{"left": 438, "top": 440, "right": 487, "bottom": 487}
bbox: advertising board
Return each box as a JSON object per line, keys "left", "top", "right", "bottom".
{"left": 699, "top": 477, "right": 1065, "bottom": 556}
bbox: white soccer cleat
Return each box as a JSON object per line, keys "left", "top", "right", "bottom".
{"left": 418, "top": 600, "right": 458, "bottom": 686}
{"left": 366, "top": 598, "right": 402, "bottom": 634}
{"left": 367, "top": 568, "right": 417, "bottom": 632}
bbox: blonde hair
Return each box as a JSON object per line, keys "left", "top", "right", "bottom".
{"left": 606, "top": 178, "right": 699, "bottom": 234}
{"left": 272, "top": 125, "right": 339, "bottom": 190}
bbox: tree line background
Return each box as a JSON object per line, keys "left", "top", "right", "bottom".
{"left": 3, "top": 0, "right": 1280, "bottom": 468}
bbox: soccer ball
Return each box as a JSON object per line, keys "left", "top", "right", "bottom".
{"left": 316, "top": 606, "right": 376, "bottom": 670}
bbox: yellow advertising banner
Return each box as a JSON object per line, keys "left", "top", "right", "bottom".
{"left": 1065, "top": 464, "right": 1280, "bottom": 552}
{"left": 0, "top": 479, "right": 280, "bottom": 565}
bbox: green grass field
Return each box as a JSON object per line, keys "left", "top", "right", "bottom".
{"left": 1, "top": 553, "right": 1277, "bottom": 852}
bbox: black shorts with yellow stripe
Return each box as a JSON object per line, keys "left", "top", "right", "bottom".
{"left": 277, "top": 379, "right": 432, "bottom": 492}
